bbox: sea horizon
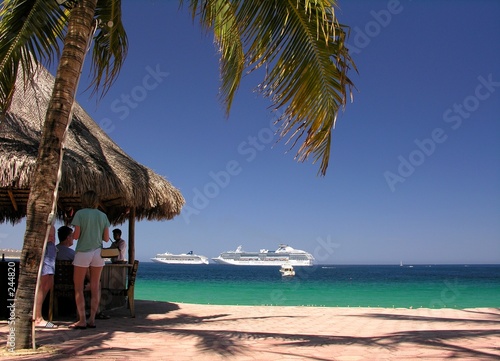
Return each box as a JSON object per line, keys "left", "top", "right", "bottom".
{"left": 135, "top": 263, "right": 500, "bottom": 309}
{"left": 3, "top": 247, "right": 498, "bottom": 266}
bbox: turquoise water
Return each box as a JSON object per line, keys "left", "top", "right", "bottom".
{"left": 135, "top": 264, "right": 500, "bottom": 309}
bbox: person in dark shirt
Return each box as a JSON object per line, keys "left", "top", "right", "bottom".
{"left": 56, "top": 226, "right": 75, "bottom": 261}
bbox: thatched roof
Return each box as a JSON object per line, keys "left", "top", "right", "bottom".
{"left": 0, "top": 66, "right": 184, "bottom": 225}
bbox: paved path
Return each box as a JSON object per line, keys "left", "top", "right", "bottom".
{"left": 1, "top": 301, "right": 499, "bottom": 360}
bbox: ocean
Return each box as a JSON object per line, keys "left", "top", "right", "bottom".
{"left": 135, "top": 263, "right": 500, "bottom": 309}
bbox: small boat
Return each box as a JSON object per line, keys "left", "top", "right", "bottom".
{"left": 279, "top": 263, "right": 295, "bottom": 277}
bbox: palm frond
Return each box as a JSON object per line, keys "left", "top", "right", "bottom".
{"left": 187, "top": 0, "right": 356, "bottom": 175}
{"left": 0, "top": 0, "right": 67, "bottom": 112}
{"left": 239, "top": 0, "right": 356, "bottom": 175}
{"left": 89, "top": 0, "right": 128, "bottom": 98}
{"left": 184, "top": 0, "right": 244, "bottom": 116}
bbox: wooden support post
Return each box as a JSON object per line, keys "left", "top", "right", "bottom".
{"left": 128, "top": 207, "right": 135, "bottom": 264}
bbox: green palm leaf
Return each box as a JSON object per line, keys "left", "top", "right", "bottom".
{"left": 187, "top": 0, "right": 356, "bottom": 175}
{"left": 240, "top": 0, "right": 356, "bottom": 175}
{"left": 0, "top": 0, "right": 67, "bottom": 112}
{"left": 184, "top": 0, "right": 244, "bottom": 116}
{"left": 90, "top": 0, "right": 128, "bottom": 97}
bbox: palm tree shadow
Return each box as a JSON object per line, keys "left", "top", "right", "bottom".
{"left": 462, "top": 308, "right": 500, "bottom": 318}
{"left": 358, "top": 312, "right": 500, "bottom": 325}
{"left": 22, "top": 301, "right": 500, "bottom": 360}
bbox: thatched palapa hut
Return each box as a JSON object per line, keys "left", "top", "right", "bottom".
{"left": 0, "top": 66, "right": 185, "bottom": 261}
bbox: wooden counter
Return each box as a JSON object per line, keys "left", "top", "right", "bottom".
{"left": 100, "top": 263, "right": 132, "bottom": 311}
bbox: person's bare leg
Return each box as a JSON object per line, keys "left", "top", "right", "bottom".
{"left": 88, "top": 266, "right": 103, "bottom": 326}
{"left": 34, "top": 274, "right": 53, "bottom": 326}
{"left": 71, "top": 266, "right": 88, "bottom": 327}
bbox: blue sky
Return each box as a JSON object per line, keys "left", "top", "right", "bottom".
{"left": 1, "top": 0, "right": 499, "bottom": 264}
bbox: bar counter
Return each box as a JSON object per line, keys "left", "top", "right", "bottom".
{"left": 100, "top": 262, "right": 132, "bottom": 311}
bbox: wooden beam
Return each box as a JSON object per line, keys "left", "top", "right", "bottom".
{"left": 7, "top": 189, "right": 18, "bottom": 211}
{"left": 98, "top": 202, "right": 107, "bottom": 213}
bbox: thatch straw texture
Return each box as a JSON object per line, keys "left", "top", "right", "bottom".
{"left": 0, "top": 66, "right": 184, "bottom": 224}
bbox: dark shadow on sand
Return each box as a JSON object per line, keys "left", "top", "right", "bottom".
{"left": 356, "top": 311, "right": 500, "bottom": 325}
{"left": 2, "top": 301, "right": 499, "bottom": 361}
{"left": 462, "top": 308, "right": 500, "bottom": 318}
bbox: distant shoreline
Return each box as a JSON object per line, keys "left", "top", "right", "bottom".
{"left": 142, "top": 261, "right": 500, "bottom": 266}
{"left": 0, "top": 249, "right": 21, "bottom": 260}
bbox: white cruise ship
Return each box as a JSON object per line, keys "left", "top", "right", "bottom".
{"left": 212, "top": 244, "right": 314, "bottom": 266}
{"left": 151, "top": 251, "right": 209, "bottom": 265}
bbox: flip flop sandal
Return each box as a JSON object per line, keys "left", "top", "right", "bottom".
{"left": 35, "top": 321, "right": 58, "bottom": 329}
{"left": 68, "top": 324, "right": 87, "bottom": 330}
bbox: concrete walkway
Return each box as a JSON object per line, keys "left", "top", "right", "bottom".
{"left": 1, "top": 301, "right": 499, "bottom": 360}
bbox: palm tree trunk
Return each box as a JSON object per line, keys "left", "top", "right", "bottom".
{"left": 14, "top": 0, "right": 98, "bottom": 349}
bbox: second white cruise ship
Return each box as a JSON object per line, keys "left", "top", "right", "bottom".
{"left": 151, "top": 251, "right": 209, "bottom": 265}
{"left": 212, "top": 244, "right": 314, "bottom": 266}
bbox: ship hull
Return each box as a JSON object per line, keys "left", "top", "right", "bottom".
{"left": 151, "top": 253, "right": 209, "bottom": 265}
{"left": 151, "top": 258, "right": 208, "bottom": 265}
{"left": 212, "top": 244, "right": 314, "bottom": 266}
{"left": 211, "top": 257, "right": 313, "bottom": 266}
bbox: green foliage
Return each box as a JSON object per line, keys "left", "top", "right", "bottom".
{"left": 0, "top": 0, "right": 128, "bottom": 110}
{"left": 0, "top": 0, "right": 67, "bottom": 111}
{"left": 185, "top": 0, "right": 356, "bottom": 175}
{"left": 0, "top": 0, "right": 356, "bottom": 175}
{"left": 90, "top": 0, "right": 128, "bottom": 98}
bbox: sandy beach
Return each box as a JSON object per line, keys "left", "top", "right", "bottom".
{"left": 1, "top": 300, "right": 499, "bottom": 360}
